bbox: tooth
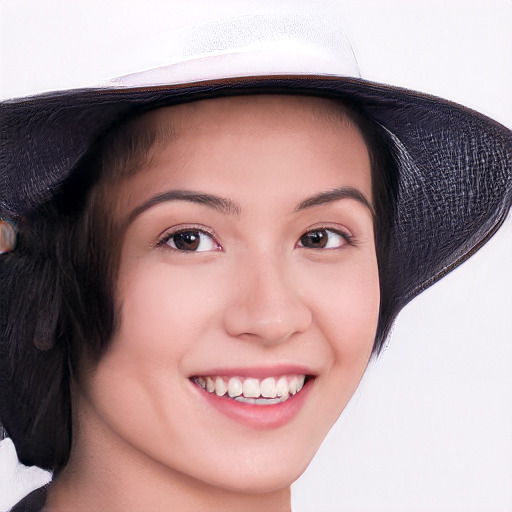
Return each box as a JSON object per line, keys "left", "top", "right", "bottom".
{"left": 204, "top": 375, "right": 306, "bottom": 400}
{"left": 235, "top": 396, "right": 256, "bottom": 404}
{"left": 260, "top": 377, "right": 277, "bottom": 398}
{"left": 228, "top": 377, "right": 243, "bottom": 397}
{"left": 256, "top": 397, "right": 280, "bottom": 405}
{"left": 243, "top": 378, "right": 260, "bottom": 398}
{"left": 288, "top": 376, "right": 298, "bottom": 395}
{"left": 276, "top": 376, "right": 288, "bottom": 397}
{"left": 215, "top": 377, "right": 227, "bottom": 397}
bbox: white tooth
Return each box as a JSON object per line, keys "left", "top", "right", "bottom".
{"left": 276, "top": 376, "right": 288, "bottom": 397}
{"left": 255, "top": 397, "right": 281, "bottom": 405}
{"left": 206, "top": 376, "right": 215, "bottom": 393}
{"left": 236, "top": 394, "right": 293, "bottom": 405}
{"left": 215, "top": 377, "right": 227, "bottom": 397}
{"left": 228, "top": 377, "right": 243, "bottom": 397}
{"left": 296, "top": 375, "right": 305, "bottom": 392}
{"left": 288, "top": 376, "right": 298, "bottom": 395}
{"left": 260, "top": 377, "right": 277, "bottom": 398}
{"left": 235, "top": 396, "right": 256, "bottom": 404}
{"left": 256, "top": 398, "right": 281, "bottom": 405}
{"left": 243, "top": 378, "right": 260, "bottom": 398}
{"left": 196, "top": 377, "right": 206, "bottom": 389}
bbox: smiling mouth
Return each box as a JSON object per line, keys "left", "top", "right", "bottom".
{"left": 191, "top": 375, "right": 313, "bottom": 405}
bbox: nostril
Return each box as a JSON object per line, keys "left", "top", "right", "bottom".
{"left": 224, "top": 304, "right": 312, "bottom": 344}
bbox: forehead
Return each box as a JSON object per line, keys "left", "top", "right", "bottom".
{"left": 111, "top": 94, "right": 373, "bottom": 218}
{"left": 144, "top": 94, "right": 354, "bottom": 136}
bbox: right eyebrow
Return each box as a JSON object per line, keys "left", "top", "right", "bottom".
{"left": 126, "top": 189, "right": 241, "bottom": 225}
{"left": 294, "top": 186, "right": 375, "bottom": 218}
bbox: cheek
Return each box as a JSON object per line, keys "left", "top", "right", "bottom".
{"left": 82, "top": 259, "right": 225, "bottom": 421}
{"left": 306, "top": 253, "right": 380, "bottom": 363}
{"left": 78, "top": 260, "right": 228, "bottom": 453}
{"left": 114, "top": 259, "right": 222, "bottom": 364}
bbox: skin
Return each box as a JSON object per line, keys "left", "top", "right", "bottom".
{"left": 48, "top": 95, "right": 380, "bottom": 512}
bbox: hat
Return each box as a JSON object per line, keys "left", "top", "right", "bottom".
{"left": 1, "top": 8, "right": 511, "bottom": 349}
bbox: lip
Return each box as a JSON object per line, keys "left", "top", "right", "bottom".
{"left": 188, "top": 369, "right": 316, "bottom": 430}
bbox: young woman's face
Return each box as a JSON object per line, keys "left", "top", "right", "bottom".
{"left": 78, "top": 96, "right": 380, "bottom": 494}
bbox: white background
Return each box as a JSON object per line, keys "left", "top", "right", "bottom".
{"left": 1, "top": 1, "right": 511, "bottom": 511}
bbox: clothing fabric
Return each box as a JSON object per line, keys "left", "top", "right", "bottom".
{"left": 10, "top": 486, "right": 47, "bottom": 512}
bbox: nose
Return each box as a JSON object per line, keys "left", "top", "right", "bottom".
{"left": 223, "top": 254, "right": 312, "bottom": 345}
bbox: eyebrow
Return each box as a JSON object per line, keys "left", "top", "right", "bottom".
{"left": 127, "top": 190, "right": 241, "bottom": 224}
{"left": 295, "top": 186, "right": 375, "bottom": 217}
{"left": 127, "top": 185, "right": 374, "bottom": 225}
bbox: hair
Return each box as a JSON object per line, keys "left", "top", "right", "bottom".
{"left": 0, "top": 93, "right": 399, "bottom": 474}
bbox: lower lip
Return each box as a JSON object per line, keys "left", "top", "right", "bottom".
{"left": 191, "top": 379, "right": 314, "bottom": 429}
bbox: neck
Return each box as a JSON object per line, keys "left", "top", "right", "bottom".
{"left": 46, "top": 395, "right": 291, "bottom": 512}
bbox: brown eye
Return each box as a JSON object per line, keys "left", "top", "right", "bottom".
{"left": 298, "top": 228, "right": 350, "bottom": 249}
{"left": 300, "top": 229, "right": 328, "bottom": 248}
{"left": 164, "top": 230, "right": 218, "bottom": 252}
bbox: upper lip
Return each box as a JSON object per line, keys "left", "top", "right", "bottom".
{"left": 189, "top": 364, "right": 317, "bottom": 379}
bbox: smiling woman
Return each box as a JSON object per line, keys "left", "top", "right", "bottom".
{"left": 55, "top": 96, "right": 381, "bottom": 508}
{"left": 1, "top": 5, "right": 511, "bottom": 512}
{"left": 3, "top": 95, "right": 385, "bottom": 511}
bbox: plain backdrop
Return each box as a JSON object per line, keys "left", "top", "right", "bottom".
{"left": 0, "top": 1, "right": 511, "bottom": 511}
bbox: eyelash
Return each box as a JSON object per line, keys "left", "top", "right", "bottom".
{"left": 156, "top": 225, "right": 355, "bottom": 253}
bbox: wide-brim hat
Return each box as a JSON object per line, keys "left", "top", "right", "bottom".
{"left": 1, "top": 6, "right": 511, "bottom": 350}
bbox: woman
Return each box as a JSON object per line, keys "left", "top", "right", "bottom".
{"left": 1, "top": 2, "right": 510, "bottom": 510}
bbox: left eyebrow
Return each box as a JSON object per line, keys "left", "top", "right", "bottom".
{"left": 294, "top": 186, "right": 375, "bottom": 217}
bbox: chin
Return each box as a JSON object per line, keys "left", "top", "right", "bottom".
{"left": 205, "top": 460, "right": 308, "bottom": 496}
{"left": 187, "top": 432, "right": 323, "bottom": 496}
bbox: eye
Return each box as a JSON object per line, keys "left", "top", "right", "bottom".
{"left": 297, "top": 228, "right": 351, "bottom": 249}
{"left": 161, "top": 229, "right": 219, "bottom": 252}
